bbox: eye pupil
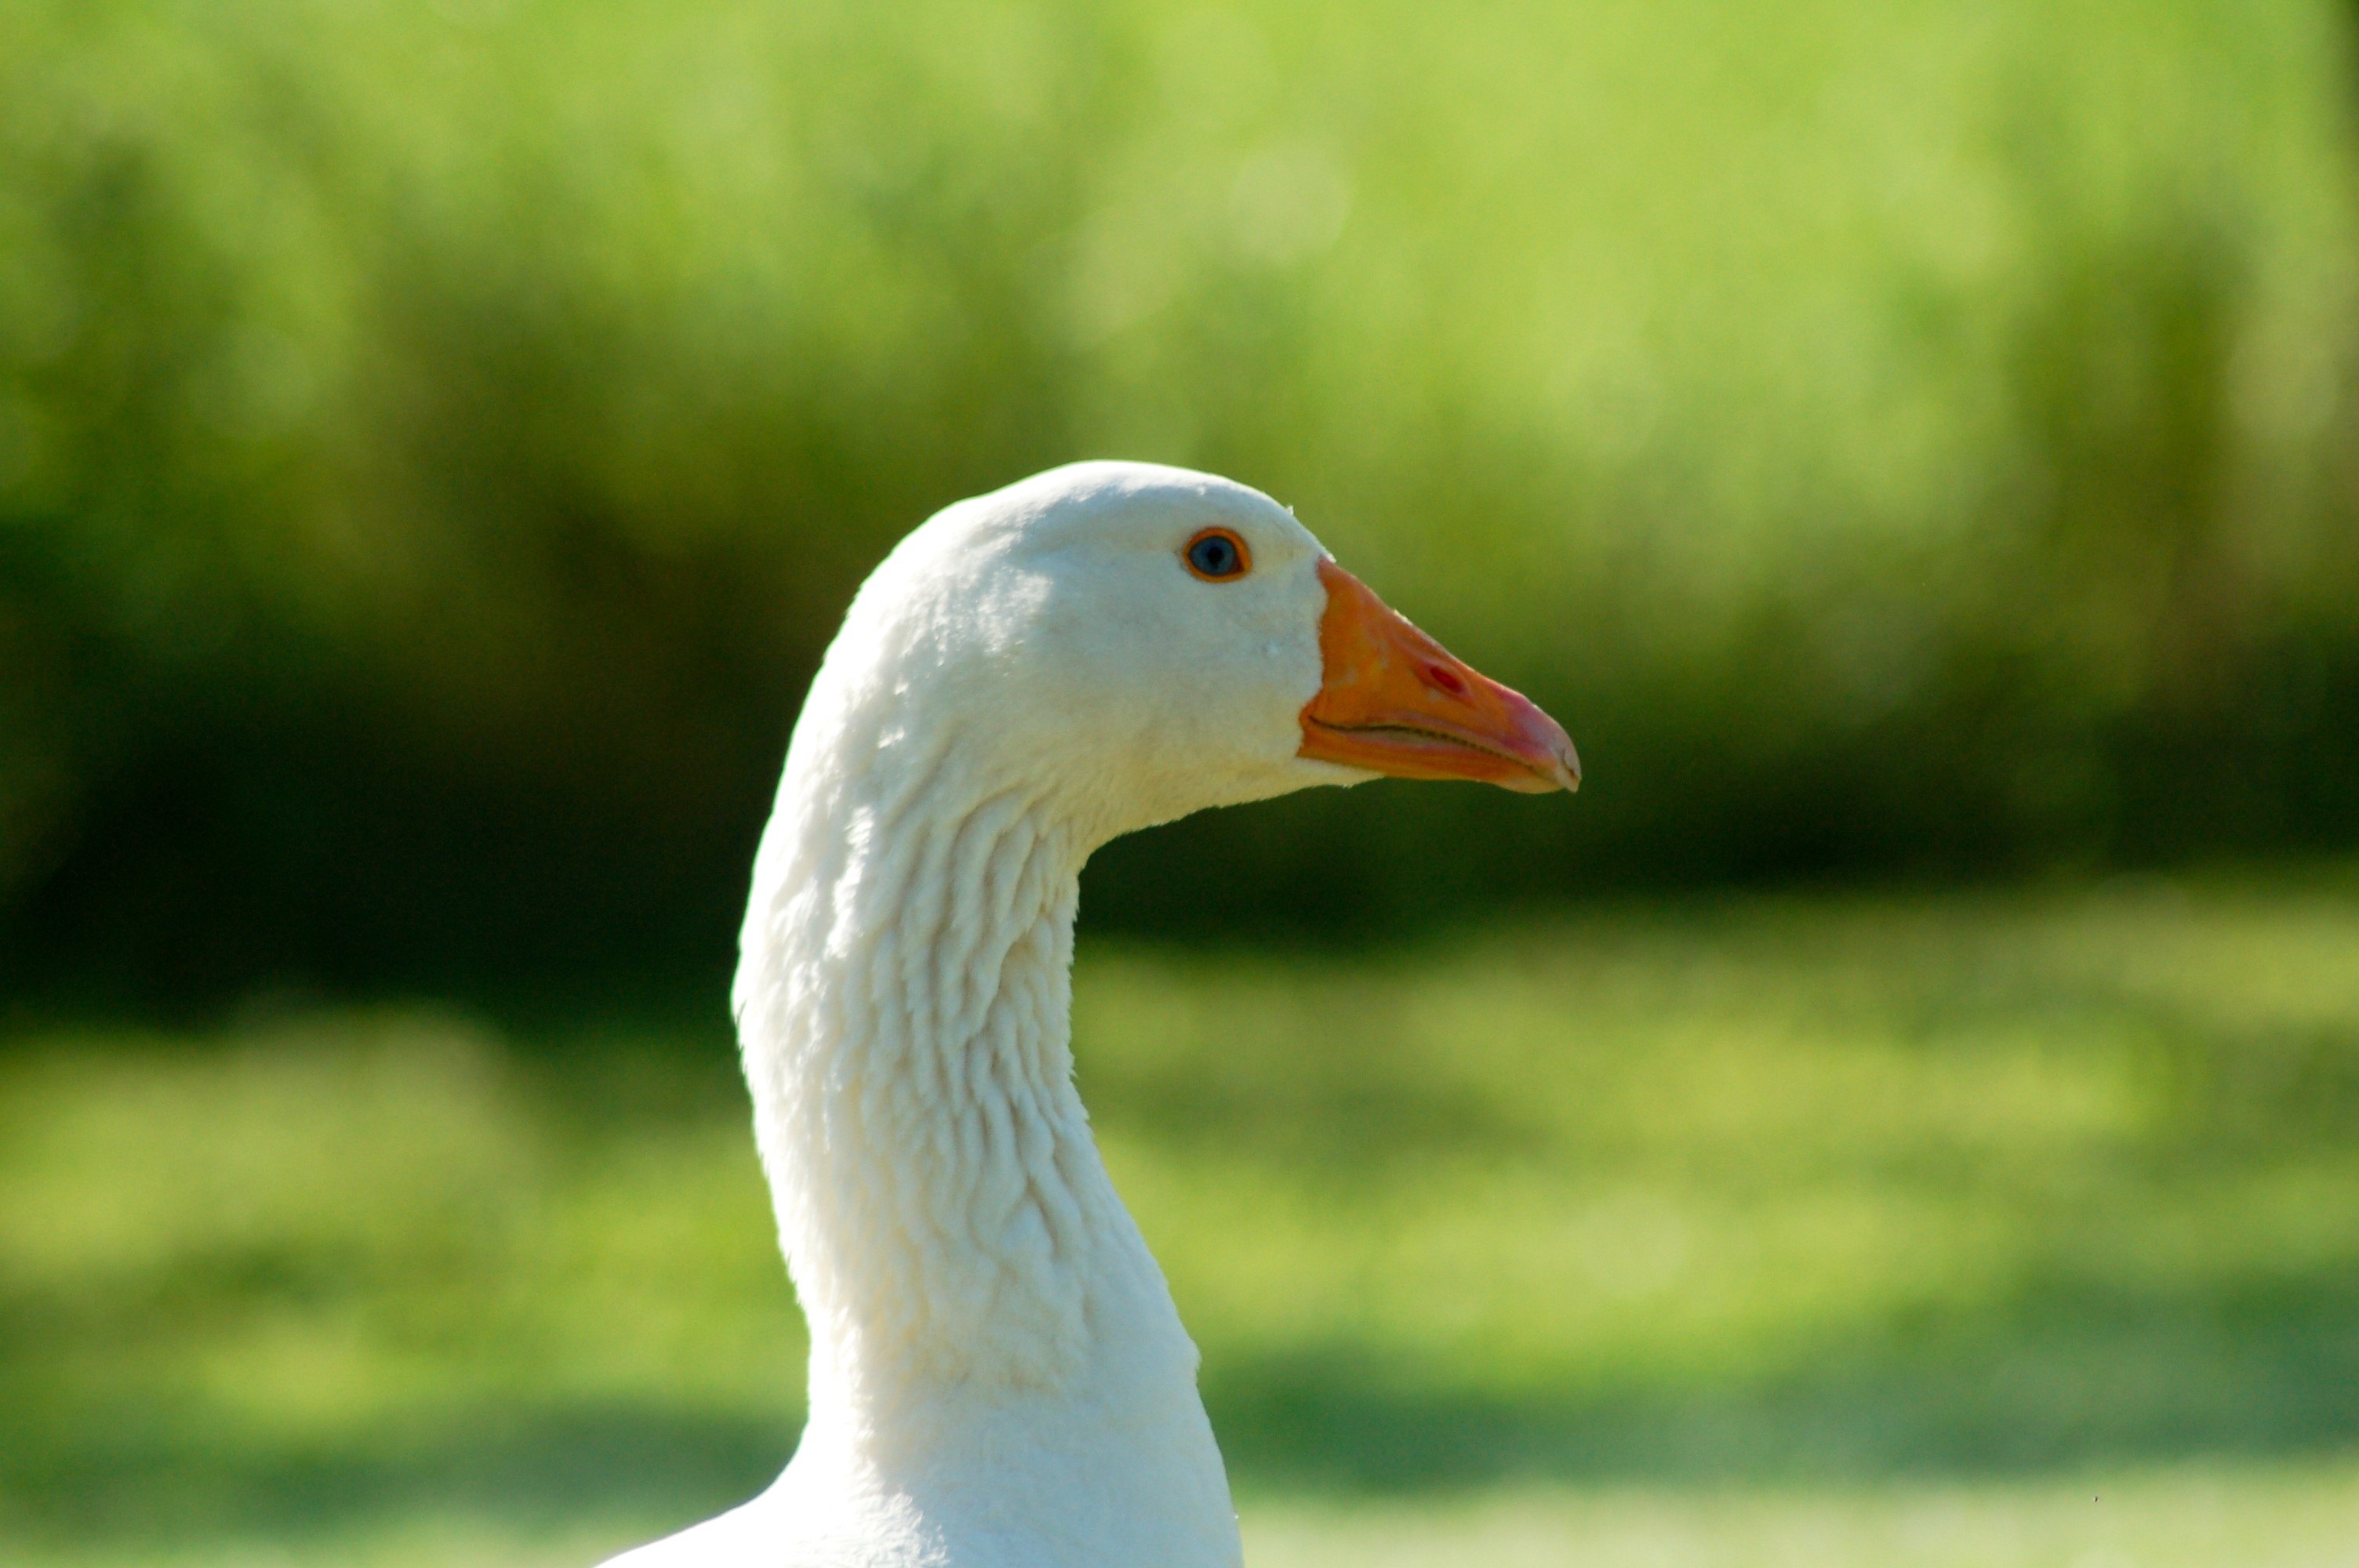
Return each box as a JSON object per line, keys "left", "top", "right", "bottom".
{"left": 1188, "top": 534, "right": 1241, "bottom": 577}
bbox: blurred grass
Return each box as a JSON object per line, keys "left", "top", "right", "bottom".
{"left": 13, "top": 1474, "right": 2359, "bottom": 1568}
{"left": 4, "top": 873, "right": 2357, "bottom": 1562}
{"left": 6, "top": 0, "right": 2359, "bottom": 986}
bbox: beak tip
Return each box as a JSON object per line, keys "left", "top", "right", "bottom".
{"left": 1525, "top": 714, "right": 1579, "bottom": 794}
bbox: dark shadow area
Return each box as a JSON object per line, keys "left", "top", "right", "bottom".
{"left": 5, "top": 1264, "right": 2356, "bottom": 1544}
{"left": 0, "top": 1398, "right": 793, "bottom": 1547}
{"left": 1209, "top": 1266, "right": 2359, "bottom": 1493}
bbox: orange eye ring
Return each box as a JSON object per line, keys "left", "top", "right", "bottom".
{"left": 1183, "top": 527, "right": 1252, "bottom": 582}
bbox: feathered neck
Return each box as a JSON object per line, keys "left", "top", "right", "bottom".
{"left": 731, "top": 684, "right": 1197, "bottom": 1431}
{"left": 721, "top": 571, "right": 1242, "bottom": 1568}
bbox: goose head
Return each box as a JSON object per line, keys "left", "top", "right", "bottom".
{"left": 638, "top": 463, "right": 1580, "bottom": 1567}
{"left": 814, "top": 459, "right": 1578, "bottom": 842}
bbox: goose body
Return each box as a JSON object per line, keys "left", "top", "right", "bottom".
{"left": 603, "top": 463, "right": 1576, "bottom": 1568}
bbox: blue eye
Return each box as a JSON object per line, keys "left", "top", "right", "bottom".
{"left": 1184, "top": 528, "right": 1250, "bottom": 581}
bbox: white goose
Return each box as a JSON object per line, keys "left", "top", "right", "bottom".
{"left": 605, "top": 462, "right": 1577, "bottom": 1568}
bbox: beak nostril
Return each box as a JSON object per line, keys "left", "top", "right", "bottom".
{"left": 1425, "top": 664, "right": 1468, "bottom": 698}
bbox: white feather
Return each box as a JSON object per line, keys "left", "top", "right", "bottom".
{"left": 603, "top": 463, "right": 1364, "bottom": 1567}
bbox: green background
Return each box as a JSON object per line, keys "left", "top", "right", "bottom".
{"left": 7, "top": 877, "right": 2359, "bottom": 1562}
{"left": 4, "top": 1, "right": 2358, "bottom": 1563}
{"left": 6, "top": 0, "right": 2359, "bottom": 991}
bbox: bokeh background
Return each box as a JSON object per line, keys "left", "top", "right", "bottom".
{"left": 3, "top": 1, "right": 2357, "bottom": 1563}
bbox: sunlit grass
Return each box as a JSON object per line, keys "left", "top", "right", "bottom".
{"left": 19, "top": 1466, "right": 2359, "bottom": 1568}
{"left": 1242, "top": 1466, "right": 2359, "bottom": 1568}
{"left": 3, "top": 872, "right": 2357, "bottom": 1561}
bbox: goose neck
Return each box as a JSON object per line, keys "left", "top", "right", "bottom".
{"left": 735, "top": 764, "right": 1181, "bottom": 1421}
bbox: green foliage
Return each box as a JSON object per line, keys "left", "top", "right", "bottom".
{"left": 3, "top": 878, "right": 2357, "bottom": 1558}
{"left": 2, "top": 0, "right": 2358, "bottom": 982}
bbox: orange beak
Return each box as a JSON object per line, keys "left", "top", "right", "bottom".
{"left": 1298, "top": 559, "right": 1579, "bottom": 794}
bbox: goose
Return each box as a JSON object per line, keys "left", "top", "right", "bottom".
{"left": 604, "top": 461, "right": 1578, "bottom": 1568}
